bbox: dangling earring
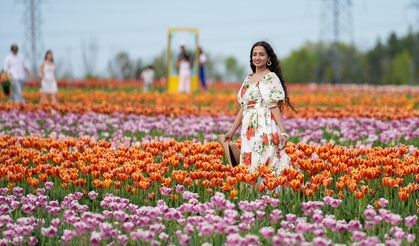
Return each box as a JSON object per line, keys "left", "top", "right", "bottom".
{"left": 267, "top": 60, "right": 272, "bottom": 66}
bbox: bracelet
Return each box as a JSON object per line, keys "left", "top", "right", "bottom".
{"left": 280, "top": 132, "right": 289, "bottom": 138}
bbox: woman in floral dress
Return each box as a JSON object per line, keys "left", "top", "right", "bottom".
{"left": 225, "top": 41, "right": 295, "bottom": 174}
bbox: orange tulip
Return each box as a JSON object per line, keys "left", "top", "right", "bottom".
{"left": 355, "top": 191, "right": 365, "bottom": 199}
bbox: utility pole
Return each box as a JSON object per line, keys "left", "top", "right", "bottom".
{"left": 412, "top": 0, "right": 419, "bottom": 83}
{"left": 317, "top": 0, "right": 354, "bottom": 84}
{"left": 23, "top": 0, "right": 42, "bottom": 76}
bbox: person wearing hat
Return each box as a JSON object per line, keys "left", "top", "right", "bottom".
{"left": 3, "top": 44, "right": 31, "bottom": 103}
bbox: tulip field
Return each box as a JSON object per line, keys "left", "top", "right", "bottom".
{"left": 0, "top": 82, "right": 418, "bottom": 245}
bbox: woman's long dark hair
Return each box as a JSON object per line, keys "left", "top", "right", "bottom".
{"left": 250, "top": 41, "right": 295, "bottom": 112}
{"left": 44, "top": 50, "right": 54, "bottom": 63}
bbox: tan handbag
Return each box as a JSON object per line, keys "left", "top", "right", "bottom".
{"left": 218, "top": 135, "right": 240, "bottom": 167}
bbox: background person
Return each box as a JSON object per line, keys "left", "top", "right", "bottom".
{"left": 39, "top": 50, "right": 58, "bottom": 104}
{"left": 198, "top": 47, "right": 207, "bottom": 91}
{"left": 176, "top": 44, "right": 192, "bottom": 93}
{"left": 3, "top": 44, "right": 31, "bottom": 103}
{"left": 140, "top": 65, "right": 155, "bottom": 92}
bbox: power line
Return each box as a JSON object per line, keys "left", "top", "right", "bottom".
{"left": 317, "top": 0, "right": 354, "bottom": 84}
{"left": 23, "top": 0, "right": 43, "bottom": 75}
{"left": 412, "top": 0, "right": 419, "bottom": 83}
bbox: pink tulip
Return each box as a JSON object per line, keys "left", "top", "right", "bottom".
{"left": 36, "top": 188, "right": 45, "bottom": 195}
{"left": 123, "top": 222, "right": 135, "bottom": 231}
{"left": 269, "top": 209, "right": 282, "bottom": 223}
{"left": 296, "top": 221, "right": 314, "bottom": 233}
{"left": 286, "top": 213, "right": 297, "bottom": 222}
{"left": 260, "top": 227, "right": 274, "bottom": 239}
{"left": 184, "top": 223, "right": 194, "bottom": 234}
{"left": 41, "top": 226, "right": 57, "bottom": 237}
{"left": 51, "top": 218, "right": 60, "bottom": 227}
{"left": 61, "top": 229, "right": 77, "bottom": 243}
{"left": 176, "top": 185, "right": 185, "bottom": 193}
{"left": 404, "top": 215, "right": 417, "bottom": 228}
{"left": 159, "top": 187, "right": 172, "bottom": 196}
{"left": 0, "top": 188, "right": 8, "bottom": 195}
{"left": 256, "top": 210, "right": 265, "bottom": 220}
{"left": 352, "top": 231, "right": 366, "bottom": 241}
{"left": 73, "top": 192, "right": 83, "bottom": 200}
{"left": 348, "top": 220, "right": 362, "bottom": 231}
{"left": 88, "top": 191, "right": 98, "bottom": 200}
{"left": 177, "top": 233, "right": 190, "bottom": 245}
{"left": 378, "top": 198, "right": 388, "bottom": 207}
{"left": 312, "top": 237, "right": 332, "bottom": 246}
{"left": 44, "top": 182, "right": 54, "bottom": 189}
{"left": 363, "top": 207, "right": 376, "bottom": 220}
{"left": 225, "top": 234, "right": 242, "bottom": 246}
{"left": 28, "top": 236, "right": 38, "bottom": 245}
{"left": 117, "top": 235, "right": 128, "bottom": 244}
{"left": 90, "top": 231, "right": 102, "bottom": 246}
{"left": 405, "top": 234, "right": 416, "bottom": 243}
{"left": 159, "top": 232, "right": 169, "bottom": 241}
{"left": 243, "top": 234, "right": 260, "bottom": 245}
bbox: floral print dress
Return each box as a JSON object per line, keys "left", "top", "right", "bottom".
{"left": 237, "top": 72, "right": 291, "bottom": 174}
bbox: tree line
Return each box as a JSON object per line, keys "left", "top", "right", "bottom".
{"left": 282, "top": 30, "right": 419, "bottom": 85}
{"left": 83, "top": 30, "right": 418, "bottom": 85}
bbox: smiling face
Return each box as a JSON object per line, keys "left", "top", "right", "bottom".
{"left": 252, "top": 46, "right": 269, "bottom": 69}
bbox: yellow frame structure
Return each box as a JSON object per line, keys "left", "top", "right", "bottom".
{"left": 166, "top": 27, "right": 200, "bottom": 93}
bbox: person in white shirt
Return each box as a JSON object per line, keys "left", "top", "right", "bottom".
{"left": 140, "top": 65, "right": 155, "bottom": 92}
{"left": 39, "top": 50, "right": 58, "bottom": 104}
{"left": 3, "top": 44, "right": 31, "bottom": 103}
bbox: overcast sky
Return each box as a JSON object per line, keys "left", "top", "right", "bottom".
{"left": 1, "top": 0, "right": 417, "bottom": 77}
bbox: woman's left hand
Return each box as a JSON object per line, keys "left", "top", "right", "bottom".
{"left": 279, "top": 135, "right": 288, "bottom": 149}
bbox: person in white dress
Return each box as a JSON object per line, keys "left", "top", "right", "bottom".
{"left": 225, "top": 41, "right": 296, "bottom": 175}
{"left": 177, "top": 45, "right": 192, "bottom": 93}
{"left": 38, "top": 50, "right": 58, "bottom": 104}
